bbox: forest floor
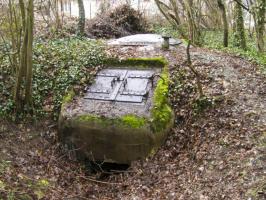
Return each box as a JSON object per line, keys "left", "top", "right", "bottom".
{"left": 0, "top": 45, "right": 265, "bottom": 200}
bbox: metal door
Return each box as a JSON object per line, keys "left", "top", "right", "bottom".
{"left": 84, "top": 69, "right": 155, "bottom": 103}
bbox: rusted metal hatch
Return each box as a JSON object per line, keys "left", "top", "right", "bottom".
{"left": 84, "top": 69, "right": 156, "bottom": 103}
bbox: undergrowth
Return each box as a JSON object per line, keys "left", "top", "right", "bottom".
{"left": 203, "top": 30, "right": 266, "bottom": 73}
{"left": 152, "top": 25, "right": 266, "bottom": 72}
{"left": 0, "top": 36, "right": 106, "bottom": 120}
{"left": 152, "top": 24, "right": 180, "bottom": 39}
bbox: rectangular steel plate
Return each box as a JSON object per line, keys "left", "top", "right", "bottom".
{"left": 84, "top": 69, "right": 155, "bottom": 103}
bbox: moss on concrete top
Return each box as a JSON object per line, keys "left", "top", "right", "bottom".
{"left": 121, "top": 115, "right": 146, "bottom": 128}
{"left": 75, "top": 114, "right": 147, "bottom": 129}
{"left": 104, "top": 57, "right": 167, "bottom": 68}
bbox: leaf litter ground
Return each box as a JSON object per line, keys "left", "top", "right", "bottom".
{"left": 0, "top": 45, "right": 265, "bottom": 200}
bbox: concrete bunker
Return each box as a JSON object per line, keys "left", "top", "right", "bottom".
{"left": 59, "top": 58, "right": 174, "bottom": 164}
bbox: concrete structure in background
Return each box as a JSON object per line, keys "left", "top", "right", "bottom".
{"left": 108, "top": 34, "right": 182, "bottom": 47}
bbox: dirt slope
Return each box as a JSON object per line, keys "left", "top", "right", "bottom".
{"left": 0, "top": 46, "right": 265, "bottom": 200}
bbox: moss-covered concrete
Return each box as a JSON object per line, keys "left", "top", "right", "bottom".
{"left": 121, "top": 115, "right": 146, "bottom": 128}
{"left": 61, "top": 89, "right": 75, "bottom": 107}
{"left": 151, "top": 67, "right": 172, "bottom": 132}
{"left": 74, "top": 114, "right": 147, "bottom": 129}
{"left": 58, "top": 57, "right": 174, "bottom": 164}
{"left": 105, "top": 57, "right": 167, "bottom": 68}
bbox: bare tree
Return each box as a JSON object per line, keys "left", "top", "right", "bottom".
{"left": 77, "top": 0, "right": 85, "bottom": 35}
{"left": 154, "top": 0, "right": 204, "bottom": 45}
{"left": 254, "top": 0, "right": 265, "bottom": 52}
{"left": 217, "top": 0, "right": 229, "bottom": 47}
{"left": 13, "top": 0, "right": 34, "bottom": 110}
{"left": 233, "top": 0, "right": 265, "bottom": 52}
{"left": 233, "top": 0, "right": 247, "bottom": 50}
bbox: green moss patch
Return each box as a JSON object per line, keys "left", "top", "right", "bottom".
{"left": 105, "top": 57, "right": 167, "bottom": 68}
{"left": 75, "top": 114, "right": 146, "bottom": 129}
{"left": 75, "top": 115, "right": 113, "bottom": 128}
{"left": 151, "top": 66, "right": 173, "bottom": 132}
{"left": 121, "top": 115, "right": 146, "bottom": 129}
{"left": 61, "top": 89, "right": 75, "bottom": 108}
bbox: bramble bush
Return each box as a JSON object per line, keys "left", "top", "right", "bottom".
{"left": 87, "top": 4, "right": 148, "bottom": 38}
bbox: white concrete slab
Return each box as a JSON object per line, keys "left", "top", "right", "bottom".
{"left": 108, "top": 34, "right": 182, "bottom": 47}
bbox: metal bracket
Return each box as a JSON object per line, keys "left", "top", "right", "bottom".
{"left": 149, "top": 73, "right": 166, "bottom": 88}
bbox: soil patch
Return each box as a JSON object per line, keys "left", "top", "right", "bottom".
{"left": 0, "top": 45, "right": 265, "bottom": 200}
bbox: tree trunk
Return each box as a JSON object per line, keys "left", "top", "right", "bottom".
{"left": 8, "top": 0, "right": 18, "bottom": 72}
{"left": 15, "top": 0, "right": 28, "bottom": 108}
{"left": 217, "top": 0, "right": 229, "bottom": 47}
{"left": 25, "top": 0, "right": 34, "bottom": 106}
{"left": 14, "top": 0, "right": 34, "bottom": 111}
{"left": 186, "top": 40, "right": 204, "bottom": 98}
{"left": 19, "top": 0, "right": 26, "bottom": 28}
{"left": 255, "top": 0, "right": 265, "bottom": 52}
{"left": 184, "top": 0, "right": 202, "bottom": 46}
{"left": 154, "top": 0, "right": 173, "bottom": 24}
{"left": 78, "top": 0, "right": 85, "bottom": 35}
{"left": 233, "top": 2, "right": 247, "bottom": 50}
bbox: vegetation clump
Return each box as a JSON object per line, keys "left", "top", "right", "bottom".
{"left": 87, "top": 4, "right": 148, "bottom": 38}
{"left": 203, "top": 30, "right": 266, "bottom": 73}
{"left": 61, "top": 89, "right": 75, "bottom": 107}
{"left": 153, "top": 25, "right": 266, "bottom": 73}
{"left": 0, "top": 37, "right": 105, "bottom": 119}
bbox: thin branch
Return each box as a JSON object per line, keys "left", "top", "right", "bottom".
{"left": 232, "top": 0, "right": 250, "bottom": 12}
{"left": 186, "top": 40, "right": 204, "bottom": 98}
{"left": 78, "top": 175, "right": 123, "bottom": 185}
